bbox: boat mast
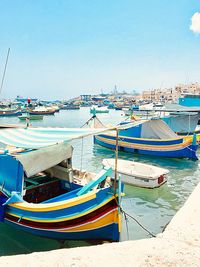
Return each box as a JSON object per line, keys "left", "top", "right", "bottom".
{"left": 0, "top": 48, "right": 10, "bottom": 96}
{"left": 114, "top": 128, "right": 119, "bottom": 194}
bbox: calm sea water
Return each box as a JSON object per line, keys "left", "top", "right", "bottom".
{"left": 0, "top": 107, "right": 199, "bottom": 256}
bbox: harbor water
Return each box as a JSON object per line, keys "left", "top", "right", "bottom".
{"left": 0, "top": 107, "right": 199, "bottom": 256}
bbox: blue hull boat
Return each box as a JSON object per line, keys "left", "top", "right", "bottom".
{"left": 94, "top": 120, "right": 198, "bottom": 160}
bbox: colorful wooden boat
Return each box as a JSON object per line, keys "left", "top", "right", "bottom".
{"left": 0, "top": 128, "right": 122, "bottom": 241}
{"left": 28, "top": 107, "right": 55, "bottom": 115}
{"left": 102, "top": 158, "right": 169, "bottom": 188}
{"left": 94, "top": 119, "right": 198, "bottom": 160}
{"left": 18, "top": 113, "right": 43, "bottom": 121}
{"left": 0, "top": 108, "right": 22, "bottom": 117}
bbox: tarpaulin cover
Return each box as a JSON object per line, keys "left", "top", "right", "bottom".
{"left": 15, "top": 143, "right": 73, "bottom": 177}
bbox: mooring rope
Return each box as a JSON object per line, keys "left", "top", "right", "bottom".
{"left": 113, "top": 194, "right": 156, "bottom": 238}
{"left": 124, "top": 211, "right": 130, "bottom": 240}
{"left": 121, "top": 207, "right": 156, "bottom": 238}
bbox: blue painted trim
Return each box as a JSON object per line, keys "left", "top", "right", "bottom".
{"left": 98, "top": 134, "right": 183, "bottom": 145}
{"left": 5, "top": 220, "right": 120, "bottom": 241}
{"left": 6, "top": 187, "right": 112, "bottom": 220}
{"left": 94, "top": 136, "right": 198, "bottom": 160}
{"left": 76, "top": 167, "right": 112, "bottom": 196}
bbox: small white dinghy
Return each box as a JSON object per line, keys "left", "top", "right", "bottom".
{"left": 102, "top": 159, "right": 169, "bottom": 188}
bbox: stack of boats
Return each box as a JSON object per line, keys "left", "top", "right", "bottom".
{"left": 0, "top": 104, "right": 61, "bottom": 118}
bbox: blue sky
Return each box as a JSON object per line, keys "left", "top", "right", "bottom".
{"left": 0, "top": 0, "right": 199, "bottom": 100}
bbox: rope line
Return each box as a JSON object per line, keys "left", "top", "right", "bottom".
{"left": 124, "top": 212, "right": 130, "bottom": 240}
{"left": 113, "top": 195, "right": 156, "bottom": 238}
{"left": 121, "top": 208, "right": 156, "bottom": 238}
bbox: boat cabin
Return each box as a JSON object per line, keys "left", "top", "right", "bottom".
{"left": 0, "top": 143, "right": 96, "bottom": 204}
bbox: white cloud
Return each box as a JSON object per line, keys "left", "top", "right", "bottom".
{"left": 190, "top": 12, "right": 200, "bottom": 34}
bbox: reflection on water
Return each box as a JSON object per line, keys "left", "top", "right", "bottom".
{"left": 0, "top": 108, "right": 199, "bottom": 254}
{"left": 0, "top": 223, "right": 97, "bottom": 256}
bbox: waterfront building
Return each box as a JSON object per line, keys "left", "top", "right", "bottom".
{"left": 141, "top": 82, "right": 200, "bottom": 103}
{"left": 175, "top": 83, "right": 200, "bottom": 95}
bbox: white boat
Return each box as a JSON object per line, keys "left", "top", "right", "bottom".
{"left": 90, "top": 106, "right": 109, "bottom": 114}
{"left": 102, "top": 158, "right": 169, "bottom": 188}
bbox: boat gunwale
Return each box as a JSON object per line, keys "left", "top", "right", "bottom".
{"left": 10, "top": 190, "right": 98, "bottom": 212}
{"left": 6, "top": 195, "right": 116, "bottom": 222}
{"left": 95, "top": 135, "right": 193, "bottom": 150}
{"left": 97, "top": 132, "right": 189, "bottom": 142}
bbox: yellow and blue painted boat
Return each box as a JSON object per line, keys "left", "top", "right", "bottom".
{"left": 94, "top": 119, "right": 198, "bottom": 160}
{"left": 0, "top": 128, "right": 123, "bottom": 241}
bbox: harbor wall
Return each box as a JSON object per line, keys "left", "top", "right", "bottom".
{"left": 0, "top": 181, "right": 200, "bottom": 266}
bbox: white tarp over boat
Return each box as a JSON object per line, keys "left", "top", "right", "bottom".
{"left": 140, "top": 119, "right": 178, "bottom": 139}
{"left": 162, "top": 112, "right": 199, "bottom": 133}
{"left": 15, "top": 143, "right": 73, "bottom": 177}
{"left": 107, "top": 119, "right": 179, "bottom": 139}
{"left": 0, "top": 118, "right": 179, "bottom": 150}
{"left": 0, "top": 127, "right": 112, "bottom": 149}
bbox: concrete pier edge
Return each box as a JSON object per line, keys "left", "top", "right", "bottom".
{"left": 0, "top": 182, "right": 200, "bottom": 266}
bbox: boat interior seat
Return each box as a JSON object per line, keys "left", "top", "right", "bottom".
{"left": 23, "top": 173, "right": 55, "bottom": 189}
{"left": 24, "top": 177, "right": 39, "bottom": 186}
{"left": 23, "top": 173, "right": 68, "bottom": 203}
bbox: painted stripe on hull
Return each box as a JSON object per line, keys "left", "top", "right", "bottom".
{"left": 5, "top": 200, "right": 118, "bottom": 229}
{"left": 5, "top": 219, "right": 120, "bottom": 241}
{"left": 5, "top": 205, "right": 120, "bottom": 241}
{"left": 5, "top": 208, "right": 118, "bottom": 233}
{"left": 6, "top": 191, "right": 116, "bottom": 222}
{"left": 94, "top": 136, "right": 198, "bottom": 159}
{"left": 9, "top": 190, "right": 96, "bottom": 212}
{"left": 95, "top": 135, "right": 192, "bottom": 151}
{"left": 105, "top": 133, "right": 184, "bottom": 145}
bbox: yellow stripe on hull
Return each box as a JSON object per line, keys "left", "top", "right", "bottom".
{"left": 96, "top": 136, "right": 191, "bottom": 151}
{"left": 7, "top": 196, "right": 116, "bottom": 222}
{"left": 10, "top": 190, "right": 97, "bottom": 212}
{"left": 59, "top": 209, "right": 119, "bottom": 232}
{"left": 185, "top": 134, "right": 200, "bottom": 143}
{"left": 105, "top": 132, "right": 185, "bottom": 142}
